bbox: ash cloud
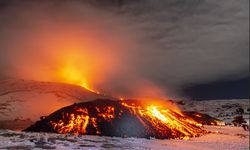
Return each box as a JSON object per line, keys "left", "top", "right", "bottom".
{"left": 0, "top": 0, "right": 249, "bottom": 99}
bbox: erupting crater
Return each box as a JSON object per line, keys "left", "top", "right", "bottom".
{"left": 24, "top": 99, "right": 206, "bottom": 139}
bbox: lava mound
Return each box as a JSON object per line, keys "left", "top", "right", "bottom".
{"left": 24, "top": 99, "right": 205, "bottom": 139}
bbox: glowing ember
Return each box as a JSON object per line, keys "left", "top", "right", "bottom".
{"left": 25, "top": 99, "right": 205, "bottom": 139}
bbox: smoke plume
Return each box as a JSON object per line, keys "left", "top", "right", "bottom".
{"left": 0, "top": 0, "right": 248, "bottom": 99}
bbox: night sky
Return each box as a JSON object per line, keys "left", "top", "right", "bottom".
{"left": 0, "top": 0, "right": 249, "bottom": 100}
{"left": 182, "top": 77, "right": 249, "bottom": 100}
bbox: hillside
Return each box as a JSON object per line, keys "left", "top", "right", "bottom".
{"left": 179, "top": 99, "right": 249, "bottom": 124}
{"left": 0, "top": 79, "right": 112, "bottom": 129}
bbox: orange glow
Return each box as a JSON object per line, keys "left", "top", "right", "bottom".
{"left": 50, "top": 106, "right": 115, "bottom": 135}
{"left": 50, "top": 113, "right": 90, "bottom": 134}
{"left": 57, "top": 61, "right": 100, "bottom": 94}
{"left": 11, "top": 24, "right": 127, "bottom": 96}
{"left": 50, "top": 100, "right": 203, "bottom": 139}
{"left": 119, "top": 97, "right": 125, "bottom": 101}
{"left": 121, "top": 101, "right": 203, "bottom": 139}
{"left": 147, "top": 106, "right": 168, "bottom": 122}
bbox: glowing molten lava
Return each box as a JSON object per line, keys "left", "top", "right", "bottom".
{"left": 119, "top": 100, "right": 203, "bottom": 139}
{"left": 50, "top": 106, "right": 115, "bottom": 135}
{"left": 25, "top": 99, "right": 205, "bottom": 139}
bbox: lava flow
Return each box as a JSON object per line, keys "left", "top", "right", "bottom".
{"left": 24, "top": 99, "right": 206, "bottom": 139}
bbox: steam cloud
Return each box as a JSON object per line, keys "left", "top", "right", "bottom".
{"left": 0, "top": 0, "right": 249, "bottom": 99}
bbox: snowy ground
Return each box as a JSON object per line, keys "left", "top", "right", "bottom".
{"left": 0, "top": 126, "right": 248, "bottom": 150}
{"left": 180, "top": 99, "right": 250, "bottom": 124}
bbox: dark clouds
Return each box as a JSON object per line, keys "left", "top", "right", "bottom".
{"left": 118, "top": 0, "right": 249, "bottom": 83}
{"left": 0, "top": 0, "right": 249, "bottom": 99}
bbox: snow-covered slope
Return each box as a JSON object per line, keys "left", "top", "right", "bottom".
{"left": 179, "top": 99, "right": 250, "bottom": 124}
{"left": 0, "top": 79, "right": 112, "bottom": 129}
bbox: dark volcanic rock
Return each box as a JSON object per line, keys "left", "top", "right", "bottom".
{"left": 24, "top": 99, "right": 205, "bottom": 139}
{"left": 183, "top": 111, "right": 223, "bottom": 125}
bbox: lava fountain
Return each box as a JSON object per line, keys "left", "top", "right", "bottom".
{"left": 25, "top": 99, "right": 205, "bottom": 139}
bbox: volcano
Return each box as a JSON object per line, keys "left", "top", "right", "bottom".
{"left": 24, "top": 99, "right": 206, "bottom": 139}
